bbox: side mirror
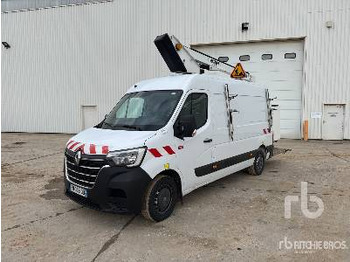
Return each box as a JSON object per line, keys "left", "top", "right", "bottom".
{"left": 174, "top": 115, "right": 196, "bottom": 139}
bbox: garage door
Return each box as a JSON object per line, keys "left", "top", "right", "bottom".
{"left": 194, "top": 40, "right": 304, "bottom": 139}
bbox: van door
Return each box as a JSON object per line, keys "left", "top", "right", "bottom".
{"left": 174, "top": 91, "right": 213, "bottom": 192}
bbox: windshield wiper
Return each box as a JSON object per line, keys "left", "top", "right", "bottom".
{"left": 103, "top": 122, "right": 114, "bottom": 128}
{"left": 119, "top": 125, "right": 142, "bottom": 131}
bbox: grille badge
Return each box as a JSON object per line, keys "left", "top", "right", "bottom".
{"left": 74, "top": 150, "right": 82, "bottom": 166}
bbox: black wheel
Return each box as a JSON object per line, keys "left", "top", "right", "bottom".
{"left": 248, "top": 148, "right": 266, "bottom": 176}
{"left": 142, "top": 175, "right": 178, "bottom": 222}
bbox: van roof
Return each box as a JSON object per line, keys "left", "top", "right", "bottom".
{"left": 127, "top": 73, "right": 265, "bottom": 93}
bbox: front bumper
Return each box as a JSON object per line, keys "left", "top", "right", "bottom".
{"left": 64, "top": 165, "right": 151, "bottom": 214}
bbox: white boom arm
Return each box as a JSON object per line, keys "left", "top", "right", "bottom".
{"left": 170, "top": 35, "right": 235, "bottom": 75}
{"left": 154, "top": 33, "right": 250, "bottom": 80}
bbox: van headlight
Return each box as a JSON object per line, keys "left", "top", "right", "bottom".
{"left": 106, "top": 147, "right": 147, "bottom": 167}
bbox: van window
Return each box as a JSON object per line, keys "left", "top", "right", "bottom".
{"left": 178, "top": 93, "right": 208, "bottom": 129}
{"left": 102, "top": 90, "right": 183, "bottom": 131}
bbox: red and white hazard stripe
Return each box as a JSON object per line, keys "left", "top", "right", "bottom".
{"left": 148, "top": 145, "right": 176, "bottom": 158}
{"left": 263, "top": 128, "right": 271, "bottom": 134}
{"left": 66, "top": 140, "right": 109, "bottom": 155}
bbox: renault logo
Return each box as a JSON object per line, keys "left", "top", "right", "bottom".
{"left": 74, "top": 150, "right": 82, "bottom": 166}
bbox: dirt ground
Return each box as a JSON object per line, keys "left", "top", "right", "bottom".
{"left": 1, "top": 133, "right": 350, "bottom": 261}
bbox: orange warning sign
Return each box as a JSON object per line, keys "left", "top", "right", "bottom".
{"left": 230, "top": 63, "right": 246, "bottom": 79}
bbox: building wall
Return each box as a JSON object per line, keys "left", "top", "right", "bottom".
{"left": 2, "top": 0, "right": 350, "bottom": 138}
{"left": 304, "top": 5, "right": 350, "bottom": 139}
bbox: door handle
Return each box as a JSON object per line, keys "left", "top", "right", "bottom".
{"left": 203, "top": 138, "right": 212, "bottom": 143}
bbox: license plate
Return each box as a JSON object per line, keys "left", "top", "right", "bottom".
{"left": 70, "top": 183, "right": 88, "bottom": 198}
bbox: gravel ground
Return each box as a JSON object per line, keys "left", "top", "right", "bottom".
{"left": 1, "top": 133, "right": 350, "bottom": 261}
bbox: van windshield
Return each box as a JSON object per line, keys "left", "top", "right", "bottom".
{"left": 100, "top": 90, "right": 183, "bottom": 131}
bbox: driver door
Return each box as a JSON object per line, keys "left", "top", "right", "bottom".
{"left": 174, "top": 91, "right": 214, "bottom": 193}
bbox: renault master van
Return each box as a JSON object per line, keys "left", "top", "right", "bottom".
{"left": 64, "top": 72, "right": 274, "bottom": 221}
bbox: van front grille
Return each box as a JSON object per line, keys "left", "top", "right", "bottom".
{"left": 65, "top": 149, "right": 107, "bottom": 188}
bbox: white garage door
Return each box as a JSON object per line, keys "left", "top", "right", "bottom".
{"left": 195, "top": 40, "right": 304, "bottom": 139}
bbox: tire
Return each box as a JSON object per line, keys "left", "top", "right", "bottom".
{"left": 142, "top": 175, "right": 178, "bottom": 222}
{"left": 248, "top": 148, "right": 266, "bottom": 176}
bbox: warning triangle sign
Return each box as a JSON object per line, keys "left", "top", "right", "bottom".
{"left": 230, "top": 63, "right": 246, "bottom": 79}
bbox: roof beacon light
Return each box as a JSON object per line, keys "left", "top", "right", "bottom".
{"left": 175, "top": 43, "right": 183, "bottom": 51}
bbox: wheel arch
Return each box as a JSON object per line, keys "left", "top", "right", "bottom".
{"left": 259, "top": 144, "right": 267, "bottom": 150}
{"left": 156, "top": 169, "right": 183, "bottom": 201}
{"left": 258, "top": 144, "right": 267, "bottom": 157}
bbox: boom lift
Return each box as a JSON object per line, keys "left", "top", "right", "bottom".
{"left": 154, "top": 33, "right": 257, "bottom": 140}
{"left": 154, "top": 33, "right": 250, "bottom": 80}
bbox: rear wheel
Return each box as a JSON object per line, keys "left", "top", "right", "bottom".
{"left": 142, "top": 175, "right": 178, "bottom": 222}
{"left": 248, "top": 148, "right": 266, "bottom": 176}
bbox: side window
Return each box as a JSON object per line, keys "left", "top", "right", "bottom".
{"left": 178, "top": 93, "right": 208, "bottom": 129}
{"left": 239, "top": 55, "right": 250, "bottom": 61}
{"left": 284, "top": 52, "right": 296, "bottom": 59}
{"left": 261, "top": 54, "right": 273, "bottom": 60}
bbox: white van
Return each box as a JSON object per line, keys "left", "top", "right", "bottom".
{"left": 64, "top": 73, "right": 274, "bottom": 221}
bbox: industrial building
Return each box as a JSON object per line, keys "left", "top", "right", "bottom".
{"left": 2, "top": 0, "right": 349, "bottom": 139}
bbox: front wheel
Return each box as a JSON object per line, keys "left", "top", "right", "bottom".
{"left": 142, "top": 175, "right": 178, "bottom": 222}
{"left": 247, "top": 148, "right": 266, "bottom": 176}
